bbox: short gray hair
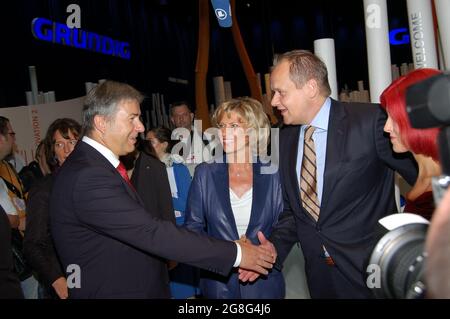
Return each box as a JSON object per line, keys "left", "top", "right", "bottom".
{"left": 273, "top": 50, "right": 331, "bottom": 96}
{"left": 82, "top": 81, "right": 144, "bottom": 136}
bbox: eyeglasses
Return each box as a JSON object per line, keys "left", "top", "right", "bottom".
{"left": 54, "top": 139, "right": 78, "bottom": 149}
{"left": 216, "top": 123, "right": 247, "bottom": 129}
{"left": 7, "top": 132, "right": 16, "bottom": 137}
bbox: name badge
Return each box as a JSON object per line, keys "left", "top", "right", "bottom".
{"left": 174, "top": 210, "right": 182, "bottom": 218}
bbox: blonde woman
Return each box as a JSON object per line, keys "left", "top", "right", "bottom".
{"left": 185, "top": 97, "right": 285, "bottom": 299}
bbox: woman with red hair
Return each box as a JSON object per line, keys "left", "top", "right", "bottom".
{"left": 380, "top": 68, "right": 442, "bottom": 220}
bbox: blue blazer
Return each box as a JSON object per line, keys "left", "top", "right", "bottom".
{"left": 171, "top": 163, "right": 192, "bottom": 225}
{"left": 185, "top": 159, "right": 285, "bottom": 299}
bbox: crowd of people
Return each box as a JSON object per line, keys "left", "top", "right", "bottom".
{"left": 1, "top": 49, "right": 450, "bottom": 299}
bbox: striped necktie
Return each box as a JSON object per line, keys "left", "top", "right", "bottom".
{"left": 300, "top": 126, "right": 320, "bottom": 221}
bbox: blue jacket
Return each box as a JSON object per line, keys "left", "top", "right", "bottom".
{"left": 185, "top": 159, "right": 285, "bottom": 299}
{"left": 170, "top": 163, "right": 192, "bottom": 225}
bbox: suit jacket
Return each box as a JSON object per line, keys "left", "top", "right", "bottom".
{"left": 129, "top": 152, "right": 175, "bottom": 298}
{"left": 185, "top": 160, "right": 285, "bottom": 299}
{"left": 270, "top": 100, "right": 418, "bottom": 299}
{"left": 50, "top": 141, "right": 236, "bottom": 299}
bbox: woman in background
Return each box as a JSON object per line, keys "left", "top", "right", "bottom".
{"left": 381, "top": 68, "right": 442, "bottom": 220}
{"left": 23, "top": 118, "right": 81, "bottom": 299}
{"left": 184, "top": 97, "right": 285, "bottom": 299}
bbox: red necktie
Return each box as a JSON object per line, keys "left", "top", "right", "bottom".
{"left": 116, "top": 162, "right": 135, "bottom": 191}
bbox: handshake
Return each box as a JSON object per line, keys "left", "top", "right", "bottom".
{"left": 235, "top": 231, "right": 277, "bottom": 283}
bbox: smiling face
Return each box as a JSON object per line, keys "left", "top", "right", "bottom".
{"left": 217, "top": 111, "right": 249, "bottom": 155}
{"left": 270, "top": 60, "right": 316, "bottom": 125}
{"left": 384, "top": 112, "right": 409, "bottom": 154}
{"left": 100, "top": 99, "right": 145, "bottom": 157}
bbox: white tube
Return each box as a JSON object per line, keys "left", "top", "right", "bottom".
{"left": 435, "top": 0, "right": 450, "bottom": 70}
{"left": 28, "top": 66, "right": 38, "bottom": 105}
{"left": 314, "top": 38, "right": 338, "bottom": 100}
{"left": 406, "top": 0, "right": 438, "bottom": 69}
{"left": 363, "top": 0, "right": 392, "bottom": 103}
{"left": 224, "top": 81, "right": 232, "bottom": 101}
{"left": 213, "top": 76, "right": 226, "bottom": 108}
{"left": 25, "top": 91, "right": 33, "bottom": 106}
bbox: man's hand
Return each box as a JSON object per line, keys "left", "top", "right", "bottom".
{"left": 237, "top": 231, "right": 277, "bottom": 281}
{"left": 52, "top": 277, "right": 68, "bottom": 299}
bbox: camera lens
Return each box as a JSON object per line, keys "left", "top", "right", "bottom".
{"left": 369, "top": 223, "right": 427, "bottom": 299}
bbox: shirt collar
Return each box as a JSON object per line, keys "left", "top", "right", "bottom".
{"left": 82, "top": 136, "right": 120, "bottom": 168}
{"left": 309, "top": 97, "right": 331, "bottom": 132}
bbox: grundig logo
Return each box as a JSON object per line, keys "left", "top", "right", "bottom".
{"left": 215, "top": 9, "right": 227, "bottom": 20}
{"left": 31, "top": 17, "right": 130, "bottom": 60}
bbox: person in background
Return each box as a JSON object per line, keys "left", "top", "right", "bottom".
{"left": 0, "top": 205, "right": 23, "bottom": 299}
{"left": 380, "top": 68, "right": 442, "bottom": 220}
{"left": 185, "top": 97, "right": 285, "bottom": 299}
{"left": 0, "top": 116, "right": 38, "bottom": 298}
{"left": 425, "top": 187, "right": 450, "bottom": 298}
{"left": 23, "top": 118, "right": 81, "bottom": 299}
{"left": 170, "top": 101, "right": 211, "bottom": 176}
{"left": 19, "top": 141, "right": 51, "bottom": 193}
{"left": 146, "top": 127, "right": 200, "bottom": 299}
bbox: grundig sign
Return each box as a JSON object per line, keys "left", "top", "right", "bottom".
{"left": 32, "top": 17, "right": 131, "bottom": 60}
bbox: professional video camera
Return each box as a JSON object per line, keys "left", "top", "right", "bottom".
{"left": 368, "top": 72, "right": 450, "bottom": 299}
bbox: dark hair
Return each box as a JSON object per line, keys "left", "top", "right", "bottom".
{"left": 150, "top": 127, "right": 174, "bottom": 153}
{"left": 82, "top": 80, "right": 144, "bottom": 136}
{"left": 43, "top": 118, "right": 81, "bottom": 171}
{"left": 0, "top": 116, "right": 10, "bottom": 136}
{"left": 170, "top": 101, "right": 192, "bottom": 115}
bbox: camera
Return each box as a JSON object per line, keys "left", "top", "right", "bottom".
{"left": 368, "top": 72, "right": 450, "bottom": 299}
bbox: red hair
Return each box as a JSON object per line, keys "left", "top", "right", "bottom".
{"left": 380, "top": 68, "right": 441, "bottom": 162}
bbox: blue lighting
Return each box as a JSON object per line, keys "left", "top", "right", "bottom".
{"left": 389, "top": 28, "right": 410, "bottom": 45}
{"left": 31, "top": 17, "right": 131, "bottom": 60}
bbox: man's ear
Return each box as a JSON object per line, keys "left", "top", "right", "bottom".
{"left": 305, "top": 79, "right": 320, "bottom": 99}
{"left": 93, "top": 115, "right": 107, "bottom": 134}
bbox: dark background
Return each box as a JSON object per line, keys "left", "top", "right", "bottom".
{"left": 0, "top": 0, "right": 412, "bottom": 111}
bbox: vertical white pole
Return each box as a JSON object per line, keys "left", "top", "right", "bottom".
{"left": 314, "top": 38, "right": 338, "bottom": 100}
{"left": 28, "top": 66, "right": 39, "bottom": 105}
{"left": 363, "top": 0, "right": 392, "bottom": 103}
{"left": 434, "top": 0, "right": 450, "bottom": 70}
{"left": 213, "top": 76, "right": 226, "bottom": 108}
{"left": 406, "top": 0, "right": 438, "bottom": 69}
{"left": 224, "top": 81, "right": 232, "bottom": 101}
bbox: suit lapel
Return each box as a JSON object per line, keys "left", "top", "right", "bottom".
{"left": 80, "top": 142, "right": 143, "bottom": 205}
{"left": 246, "top": 161, "right": 266, "bottom": 237}
{"left": 213, "top": 163, "right": 240, "bottom": 239}
{"left": 320, "top": 99, "right": 348, "bottom": 216}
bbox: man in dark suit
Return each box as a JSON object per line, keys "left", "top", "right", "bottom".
{"left": 267, "top": 50, "right": 418, "bottom": 298}
{"left": 50, "top": 81, "right": 275, "bottom": 299}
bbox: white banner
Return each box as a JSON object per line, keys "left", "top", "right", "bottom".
{"left": 0, "top": 97, "right": 84, "bottom": 164}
